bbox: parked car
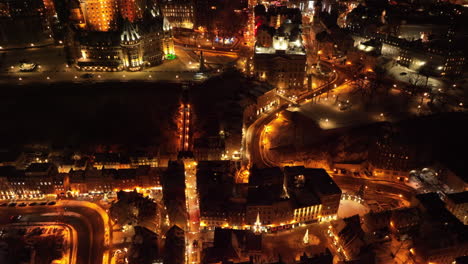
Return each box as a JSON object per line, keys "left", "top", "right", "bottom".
{"left": 9, "top": 215, "right": 21, "bottom": 222}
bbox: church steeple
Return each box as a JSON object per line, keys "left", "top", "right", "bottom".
{"left": 253, "top": 212, "right": 262, "bottom": 233}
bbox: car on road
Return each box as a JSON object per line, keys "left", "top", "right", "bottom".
{"left": 0, "top": 203, "right": 8, "bottom": 206}
{"left": 47, "top": 201, "right": 56, "bottom": 205}
{"left": 9, "top": 215, "right": 21, "bottom": 222}
{"left": 39, "top": 202, "right": 47, "bottom": 205}
{"left": 8, "top": 203, "right": 17, "bottom": 207}
{"left": 29, "top": 202, "right": 37, "bottom": 206}
{"left": 18, "top": 203, "right": 27, "bottom": 207}
{"left": 19, "top": 62, "right": 37, "bottom": 72}
{"left": 81, "top": 73, "right": 94, "bottom": 79}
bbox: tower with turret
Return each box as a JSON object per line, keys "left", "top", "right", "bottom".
{"left": 120, "top": 19, "right": 143, "bottom": 71}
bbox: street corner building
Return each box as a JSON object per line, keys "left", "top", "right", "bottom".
{"left": 67, "top": 0, "right": 175, "bottom": 72}
{"left": 246, "top": 166, "right": 342, "bottom": 228}
{"left": 253, "top": 5, "right": 307, "bottom": 92}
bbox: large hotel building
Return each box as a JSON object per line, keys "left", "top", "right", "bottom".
{"left": 66, "top": 0, "right": 175, "bottom": 71}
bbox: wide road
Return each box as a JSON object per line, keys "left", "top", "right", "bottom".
{"left": 331, "top": 175, "right": 415, "bottom": 201}
{"left": 0, "top": 200, "right": 107, "bottom": 264}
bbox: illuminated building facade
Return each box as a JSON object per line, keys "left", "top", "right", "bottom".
{"left": 0, "top": 163, "right": 65, "bottom": 200}
{"left": 253, "top": 7, "right": 306, "bottom": 92}
{"left": 0, "top": 0, "right": 53, "bottom": 47}
{"left": 245, "top": 166, "right": 342, "bottom": 227}
{"left": 120, "top": 19, "right": 144, "bottom": 70}
{"left": 0, "top": 163, "right": 161, "bottom": 200}
{"left": 398, "top": 46, "right": 465, "bottom": 77}
{"left": 79, "top": 0, "right": 119, "bottom": 31}
{"left": 445, "top": 191, "right": 468, "bottom": 225}
{"left": 76, "top": 4, "right": 174, "bottom": 71}
{"left": 351, "top": 31, "right": 466, "bottom": 77}
{"left": 327, "top": 215, "right": 365, "bottom": 261}
{"left": 119, "top": 0, "right": 145, "bottom": 22}
{"left": 160, "top": 0, "right": 195, "bottom": 29}
{"left": 411, "top": 193, "right": 468, "bottom": 264}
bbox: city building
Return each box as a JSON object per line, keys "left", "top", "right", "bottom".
{"left": 196, "top": 160, "right": 244, "bottom": 229}
{"left": 76, "top": 6, "right": 174, "bottom": 71}
{"left": 193, "top": 136, "right": 225, "bottom": 161}
{"left": 246, "top": 166, "right": 342, "bottom": 226}
{"left": 91, "top": 152, "right": 160, "bottom": 170}
{"left": 327, "top": 215, "right": 366, "bottom": 261}
{"left": 351, "top": 30, "right": 466, "bottom": 76}
{"left": 0, "top": 0, "right": 53, "bottom": 47}
{"left": 368, "top": 125, "right": 421, "bottom": 182}
{"left": 119, "top": 0, "right": 145, "bottom": 22}
{"left": 65, "top": 166, "right": 161, "bottom": 194}
{"left": 159, "top": 0, "right": 195, "bottom": 29}
{"left": 163, "top": 160, "right": 188, "bottom": 229}
{"left": 411, "top": 193, "right": 468, "bottom": 264}
{"left": 445, "top": 191, "right": 468, "bottom": 225}
{"left": 2, "top": 163, "right": 65, "bottom": 199}
{"left": 78, "top": 0, "right": 119, "bottom": 31}
{"left": 164, "top": 225, "right": 185, "bottom": 264}
{"left": 253, "top": 6, "right": 307, "bottom": 92}
{"left": 363, "top": 206, "right": 421, "bottom": 241}
{"left": 436, "top": 161, "right": 468, "bottom": 193}
{"left": 203, "top": 228, "right": 262, "bottom": 263}
{"left": 129, "top": 226, "right": 160, "bottom": 264}
{"left": 397, "top": 42, "right": 465, "bottom": 77}
{"left": 296, "top": 249, "right": 333, "bottom": 264}
{"left": 388, "top": 207, "right": 421, "bottom": 239}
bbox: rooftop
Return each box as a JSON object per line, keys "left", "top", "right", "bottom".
{"left": 249, "top": 166, "right": 283, "bottom": 186}
{"left": 447, "top": 191, "right": 468, "bottom": 204}
{"left": 25, "top": 163, "right": 54, "bottom": 173}
{"left": 247, "top": 184, "right": 284, "bottom": 205}
{"left": 302, "top": 168, "right": 342, "bottom": 196}
{"left": 0, "top": 151, "right": 22, "bottom": 163}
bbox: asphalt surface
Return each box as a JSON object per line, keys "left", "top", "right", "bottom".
{"left": 332, "top": 175, "right": 415, "bottom": 201}
{"left": 0, "top": 202, "right": 106, "bottom": 264}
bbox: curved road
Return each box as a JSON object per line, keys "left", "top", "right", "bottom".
{"left": 245, "top": 61, "right": 343, "bottom": 168}
{"left": 244, "top": 62, "right": 417, "bottom": 202}
{"left": 0, "top": 201, "right": 107, "bottom": 264}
